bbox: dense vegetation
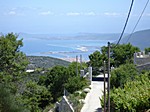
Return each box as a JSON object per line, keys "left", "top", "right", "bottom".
{"left": 110, "top": 63, "right": 138, "bottom": 88}
{"left": 93, "top": 42, "right": 150, "bottom": 111}
{"left": 27, "top": 56, "right": 70, "bottom": 69}
{"left": 1, "top": 33, "right": 149, "bottom": 111}
{"left": 145, "top": 47, "right": 150, "bottom": 54}
{"left": 0, "top": 33, "right": 89, "bottom": 112}
{"left": 88, "top": 43, "right": 140, "bottom": 75}
{"left": 110, "top": 72, "right": 150, "bottom": 112}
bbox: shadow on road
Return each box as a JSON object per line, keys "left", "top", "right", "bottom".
{"left": 92, "top": 77, "right": 108, "bottom": 81}
{"left": 95, "top": 108, "right": 102, "bottom": 112}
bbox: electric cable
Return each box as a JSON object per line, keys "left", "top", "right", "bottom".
{"left": 126, "top": 0, "right": 149, "bottom": 43}
{"left": 116, "top": 0, "right": 134, "bottom": 45}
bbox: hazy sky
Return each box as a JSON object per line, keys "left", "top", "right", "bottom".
{"left": 0, "top": 0, "right": 150, "bottom": 34}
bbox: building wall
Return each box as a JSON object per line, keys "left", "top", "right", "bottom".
{"left": 134, "top": 51, "right": 150, "bottom": 65}
{"left": 134, "top": 51, "right": 150, "bottom": 71}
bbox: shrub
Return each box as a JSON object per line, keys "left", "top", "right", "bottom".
{"left": 110, "top": 72, "right": 150, "bottom": 112}
{"left": 65, "top": 76, "right": 88, "bottom": 94}
{"left": 110, "top": 63, "right": 138, "bottom": 88}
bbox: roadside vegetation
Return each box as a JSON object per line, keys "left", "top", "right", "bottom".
{"left": 0, "top": 33, "right": 89, "bottom": 112}
{"left": 1, "top": 33, "right": 149, "bottom": 111}
{"left": 89, "top": 43, "right": 150, "bottom": 111}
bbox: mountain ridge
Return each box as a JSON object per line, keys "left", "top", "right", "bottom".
{"left": 120, "top": 29, "right": 150, "bottom": 50}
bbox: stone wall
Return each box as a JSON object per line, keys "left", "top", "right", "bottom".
{"left": 59, "top": 96, "right": 74, "bottom": 112}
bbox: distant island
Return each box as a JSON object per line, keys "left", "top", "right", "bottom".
{"left": 19, "top": 32, "right": 125, "bottom": 40}
{"left": 21, "top": 29, "right": 150, "bottom": 62}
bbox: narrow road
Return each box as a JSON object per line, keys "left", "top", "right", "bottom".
{"left": 81, "top": 81, "right": 104, "bottom": 112}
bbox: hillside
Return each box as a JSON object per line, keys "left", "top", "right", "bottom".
{"left": 27, "top": 56, "right": 70, "bottom": 69}
{"left": 120, "top": 29, "right": 150, "bottom": 50}
{"left": 19, "top": 33, "right": 124, "bottom": 41}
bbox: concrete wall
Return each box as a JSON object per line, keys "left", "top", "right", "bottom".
{"left": 59, "top": 96, "right": 74, "bottom": 112}
{"left": 134, "top": 52, "right": 150, "bottom": 71}
{"left": 134, "top": 52, "right": 150, "bottom": 65}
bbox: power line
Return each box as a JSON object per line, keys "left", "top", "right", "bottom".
{"left": 126, "top": 0, "right": 149, "bottom": 43}
{"left": 116, "top": 0, "right": 134, "bottom": 45}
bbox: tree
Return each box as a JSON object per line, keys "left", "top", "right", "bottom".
{"left": 88, "top": 51, "right": 106, "bottom": 75}
{"left": 112, "top": 43, "right": 140, "bottom": 67}
{"left": 65, "top": 76, "right": 88, "bottom": 93}
{"left": 145, "top": 47, "right": 150, "bottom": 54}
{"left": 0, "top": 84, "right": 26, "bottom": 112}
{"left": 68, "top": 62, "right": 87, "bottom": 76}
{"left": 45, "top": 66, "right": 70, "bottom": 102}
{"left": 0, "top": 33, "right": 28, "bottom": 92}
{"left": 110, "top": 63, "right": 138, "bottom": 88}
{"left": 89, "top": 43, "right": 140, "bottom": 71}
{"left": 21, "top": 81, "right": 52, "bottom": 111}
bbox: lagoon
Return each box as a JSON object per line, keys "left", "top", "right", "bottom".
{"left": 21, "top": 38, "right": 114, "bottom": 61}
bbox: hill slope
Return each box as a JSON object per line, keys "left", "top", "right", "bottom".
{"left": 27, "top": 56, "right": 70, "bottom": 69}
{"left": 120, "top": 29, "right": 150, "bottom": 50}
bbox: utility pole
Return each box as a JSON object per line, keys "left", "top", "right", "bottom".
{"left": 107, "top": 42, "right": 110, "bottom": 112}
{"left": 80, "top": 54, "right": 82, "bottom": 69}
{"left": 76, "top": 55, "right": 78, "bottom": 76}
{"left": 103, "top": 61, "right": 106, "bottom": 112}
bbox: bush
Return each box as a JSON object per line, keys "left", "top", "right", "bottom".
{"left": 0, "top": 84, "right": 26, "bottom": 112}
{"left": 110, "top": 63, "right": 138, "bottom": 88}
{"left": 110, "top": 72, "right": 150, "bottom": 112}
{"left": 65, "top": 76, "right": 88, "bottom": 94}
{"left": 21, "top": 81, "right": 52, "bottom": 111}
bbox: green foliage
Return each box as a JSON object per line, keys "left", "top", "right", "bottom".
{"left": 145, "top": 47, "right": 150, "bottom": 54}
{"left": 27, "top": 56, "right": 70, "bottom": 69}
{"left": 0, "top": 33, "right": 90, "bottom": 111}
{"left": 80, "top": 92, "right": 86, "bottom": 99}
{"left": 88, "top": 51, "right": 106, "bottom": 75}
{"left": 0, "top": 33, "right": 28, "bottom": 92}
{"left": 88, "top": 43, "right": 139, "bottom": 75}
{"left": 0, "top": 84, "right": 26, "bottom": 112}
{"left": 110, "top": 72, "right": 150, "bottom": 112}
{"left": 68, "top": 62, "right": 87, "bottom": 76}
{"left": 21, "top": 81, "right": 52, "bottom": 111}
{"left": 65, "top": 76, "right": 88, "bottom": 93}
{"left": 43, "top": 63, "right": 89, "bottom": 103}
{"left": 112, "top": 43, "right": 140, "bottom": 66}
{"left": 110, "top": 63, "right": 138, "bottom": 88}
{"left": 45, "top": 66, "right": 69, "bottom": 102}
{"left": 101, "top": 43, "right": 140, "bottom": 67}
{"left": 68, "top": 94, "right": 84, "bottom": 112}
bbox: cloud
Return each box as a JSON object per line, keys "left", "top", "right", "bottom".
{"left": 104, "top": 12, "right": 120, "bottom": 16}
{"left": 39, "top": 11, "right": 54, "bottom": 16}
{"left": 8, "top": 11, "right": 16, "bottom": 15}
{"left": 66, "top": 12, "right": 81, "bottom": 16}
{"left": 84, "top": 12, "right": 96, "bottom": 16}
{"left": 66, "top": 12, "right": 97, "bottom": 16}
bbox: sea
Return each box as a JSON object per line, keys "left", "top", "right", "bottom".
{"left": 21, "top": 38, "right": 114, "bottom": 62}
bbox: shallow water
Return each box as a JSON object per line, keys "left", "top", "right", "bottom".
{"left": 21, "top": 38, "right": 113, "bottom": 61}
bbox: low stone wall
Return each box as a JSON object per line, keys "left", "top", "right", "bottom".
{"left": 136, "top": 63, "right": 150, "bottom": 71}
{"left": 59, "top": 96, "right": 74, "bottom": 112}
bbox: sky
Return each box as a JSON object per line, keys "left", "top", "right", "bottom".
{"left": 0, "top": 0, "right": 150, "bottom": 34}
